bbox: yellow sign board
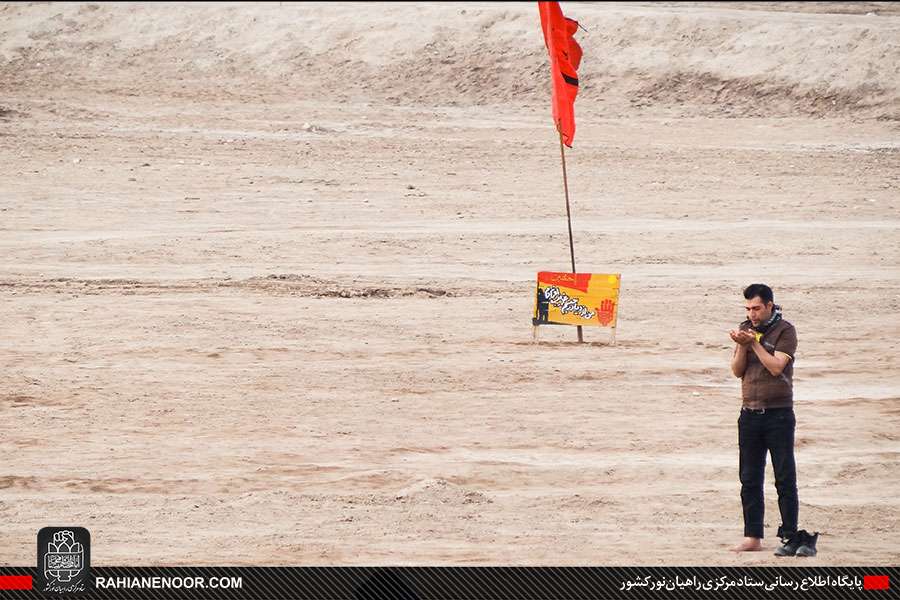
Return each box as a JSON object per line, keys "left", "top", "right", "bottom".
{"left": 533, "top": 272, "right": 620, "bottom": 328}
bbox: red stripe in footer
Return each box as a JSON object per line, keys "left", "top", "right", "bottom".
{"left": 0, "top": 575, "right": 32, "bottom": 590}
{"left": 864, "top": 575, "right": 890, "bottom": 590}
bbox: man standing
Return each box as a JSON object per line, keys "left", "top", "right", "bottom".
{"left": 729, "top": 284, "right": 812, "bottom": 556}
{"left": 535, "top": 287, "right": 550, "bottom": 324}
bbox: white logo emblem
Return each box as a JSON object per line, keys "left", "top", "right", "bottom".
{"left": 44, "top": 530, "right": 84, "bottom": 583}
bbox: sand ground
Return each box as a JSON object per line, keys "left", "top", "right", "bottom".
{"left": 1, "top": 2, "right": 899, "bottom": 565}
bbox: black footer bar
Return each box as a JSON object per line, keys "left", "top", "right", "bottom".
{"left": 0, "top": 566, "right": 895, "bottom": 600}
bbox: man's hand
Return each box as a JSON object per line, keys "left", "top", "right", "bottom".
{"left": 730, "top": 329, "right": 756, "bottom": 346}
{"left": 730, "top": 329, "right": 752, "bottom": 377}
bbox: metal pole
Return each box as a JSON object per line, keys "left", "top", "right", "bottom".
{"left": 558, "top": 129, "right": 583, "bottom": 343}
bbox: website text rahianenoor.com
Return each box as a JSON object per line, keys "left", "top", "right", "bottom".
{"left": 94, "top": 576, "right": 242, "bottom": 590}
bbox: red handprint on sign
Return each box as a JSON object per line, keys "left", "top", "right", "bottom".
{"left": 596, "top": 299, "right": 616, "bottom": 326}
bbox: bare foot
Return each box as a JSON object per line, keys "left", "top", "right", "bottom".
{"left": 731, "top": 537, "right": 763, "bottom": 552}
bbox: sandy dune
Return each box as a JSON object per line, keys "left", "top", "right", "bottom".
{"left": 1, "top": 2, "right": 898, "bottom": 565}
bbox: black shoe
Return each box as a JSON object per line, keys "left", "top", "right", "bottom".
{"left": 774, "top": 532, "right": 803, "bottom": 557}
{"left": 774, "top": 530, "right": 818, "bottom": 557}
{"left": 796, "top": 531, "right": 819, "bottom": 557}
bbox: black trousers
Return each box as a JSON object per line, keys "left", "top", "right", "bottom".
{"left": 738, "top": 407, "right": 799, "bottom": 539}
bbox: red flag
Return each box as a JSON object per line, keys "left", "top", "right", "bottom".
{"left": 539, "top": 1, "right": 582, "bottom": 147}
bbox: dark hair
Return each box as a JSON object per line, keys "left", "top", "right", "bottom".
{"left": 743, "top": 283, "right": 774, "bottom": 304}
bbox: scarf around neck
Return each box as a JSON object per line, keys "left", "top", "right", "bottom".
{"left": 742, "top": 305, "right": 783, "bottom": 334}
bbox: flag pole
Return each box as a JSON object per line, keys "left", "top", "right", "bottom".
{"left": 558, "top": 127, "right": 583, "bottom": 343}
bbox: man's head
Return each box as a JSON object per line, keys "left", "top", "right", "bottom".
{"left": 743, "top": 283, "right": 774, "bottom": 326}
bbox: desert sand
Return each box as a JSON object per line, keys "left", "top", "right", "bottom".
{"left": 1, "top": 2, "right": 898, "bottom": 566}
